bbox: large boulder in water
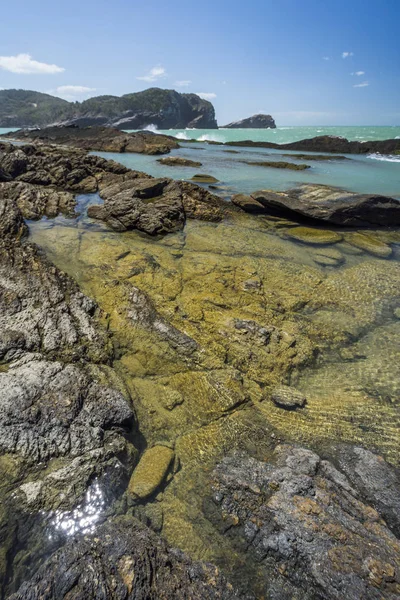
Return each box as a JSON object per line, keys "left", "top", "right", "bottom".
{"left": 249, "top": 184, "right": 400, "bottom": 227}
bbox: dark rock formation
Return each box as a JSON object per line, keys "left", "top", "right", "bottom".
{"left": 206, "top": 444, "right": 400, "bottom": 600}
{"left": 225, "top": 135, "right": 400, "bottom": 155}
{"left": 240, "top": 184, "right": 400, "bottom": 227}
{"left": 4, "top": 126, "right": 180, "bottom": 155}
{"left": 242, "top": 160, "right": 310, "bottom": 170}
{"left": 88, "top": 175, "right": 226, "bottom": 235}
{"left": 0, "top": 88, "right": 218, "bottom": 129}
{"left": 9, "top": 516, "right": 244, "bottom": 600}
{"left": 223, "top": 114, "right": 276, "bottom": 129}
{"left": 157, "top": 156, "right": 202, "bottom": 167}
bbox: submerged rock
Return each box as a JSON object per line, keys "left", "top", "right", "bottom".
{"left": 242, "top": 160, "right": 310, "bottom": 170}
{"left": 128, "top": 445, "right": 175, "bottom": 499}
{"left": 344, "top": 231, "right": 393, "bottom": 258}
{"left": 9, "top": 516, "right": 244, "bottom": 600}
{"left": 270, "top": 385, "right": 306, "bottom": 409}
{"left": 207, "top": 444, "right": 400, "bottom": 599}
{"left": 251, "top": 184, "right": 400, "bottom": 227}
{"left": 285, "top": 226, "right": 342, "bottom": 245}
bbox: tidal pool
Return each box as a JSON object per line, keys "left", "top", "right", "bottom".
{"left": 27, "top": 194, "right": 400, "bottom": 591}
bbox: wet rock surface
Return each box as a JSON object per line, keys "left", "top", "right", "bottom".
{"left": 157, "top": 156, "right": 202, "bottom": 167}
{"left": 242, "top": 160, "right": 310, "bottom": 170}
{"left": 207, "top": 444, "right": 400, "bottom": 599}
{"left": 251, "top": 184, "right": 400, "bottom": 227}
{"left": 9, "top": 516, "right": 244, "bottom": 600}
{"left": 3, "top": 126, "right": 180, "bottom": 155}
{"left": 270, "top": 385, "right": 306, "bottom": 409}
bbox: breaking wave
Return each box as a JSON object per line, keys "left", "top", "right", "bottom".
{"left": 368, "top": 153, "right": 400, "bottom": 163}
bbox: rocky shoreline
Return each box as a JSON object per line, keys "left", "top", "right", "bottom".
{"left": 0, "top": 133, "right": 400, "bottom": 599}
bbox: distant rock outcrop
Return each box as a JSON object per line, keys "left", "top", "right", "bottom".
{"left": 0, "top": 88, "right": 218, "bottom": 129}
{"left": 223, "top": 114, "right": 276, "bottom": 129}
{"left": 4, "top": 125, "right": 179, "bottom": 155}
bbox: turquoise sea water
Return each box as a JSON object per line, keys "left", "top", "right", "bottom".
{"left": 2, "top": 126, "right": 400, "bottom": 197}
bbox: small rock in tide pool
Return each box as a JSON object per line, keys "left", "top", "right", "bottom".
{"left": 394, "top": 307, "right": 400, "bottom": 319}
{"left": 191, "top": 174, "right": 219, "bottom": 183}
{"left": 271, "top": 385, "right": 307, "bottom": 409}
{"left": 128, "top": 445, "right": 175, "bottom": 499}
{"left": 285, "top": 226, "right": 342, "bottom": 245}
{"left": 231, "top": 193, "right": 266, "bottom": 214}
{"left": 344, "top": 232, "right": 393, "bottom": 258}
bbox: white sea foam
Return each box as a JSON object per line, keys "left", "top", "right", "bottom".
{"left": 368, "top": 153, "right": 400, "bottom": 163}
{"left": 175, "top": 132, "right": 190, "bottom": 140}
{"left": 143, "top": 124, "right": 160, "bottom": 133}
{"left": 197, "top": 133, "right": 222, "bottom": 142}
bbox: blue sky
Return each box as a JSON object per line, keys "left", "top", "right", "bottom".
{"left": 1, "top": 0, "right": 399, "bottom": 125}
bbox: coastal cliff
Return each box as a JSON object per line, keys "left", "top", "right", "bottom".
{"left": 0, "top": 88, "right": 218, "bottom": 129}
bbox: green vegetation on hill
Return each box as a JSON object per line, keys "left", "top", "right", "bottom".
{"left": 0, "top": 87, "right": 217, "bottom": 128}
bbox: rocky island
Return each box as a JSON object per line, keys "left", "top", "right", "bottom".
{"left": 223, "top": 113, "right": 276, "bottom": 128}
{"left": 0, "top": 127, "right": 400, "bottom": 600}
{"left": 0, "top": 87, "right": 218, "bottom": 129}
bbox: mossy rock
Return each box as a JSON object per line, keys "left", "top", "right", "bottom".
{"left": 285, "top": 226, "right": 343, "bottom": 245}
{"left": 157, "top": 157, "right": 202, "bottom": 168}
{"left": 344, "top": 232, "right": 393, "bottom": 258}
{"left": 128, "top": 445, "right": 174, "bottom": 499}
{"left": 191, "top": 174, "right": 219, "bottom": 183}
{"left": 311, "top": 247, "right": 345, "bottom": 267}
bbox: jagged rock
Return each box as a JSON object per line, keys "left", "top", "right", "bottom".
{"left": 128, "top": 445, "right": 175, "bottom": 499}
{"left": 251, "top": 184, "right": 400, "bottom": 227}
{"left": 157, "top": 156, "right": 202, "bottom": 167}
{"left": 223, "top": 114, "right": 276, "bottom": 129}
{"left": 6, "top": 126, "right": 180, "bottom": 155}
{"left": 0, "top": 181, "right": 75, "bottom": 219}
{"left": 9, "top": 516, "right": 244, "bottom": 600}
{"left": 207, "top": 444, "right": 400, "bottom": 600}
{"left": 231, "top": 194, "right": 266, "bottom": 214}
{"left": 270, "top": 385, "right": 306, "bottom": 409}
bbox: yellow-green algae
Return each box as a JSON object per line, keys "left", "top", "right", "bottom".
{"left": 28, "top": 207, "right": 400, "bottom": 567}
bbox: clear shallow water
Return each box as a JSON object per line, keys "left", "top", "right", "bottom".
{"left": 95, "top": 141, "right": 400, "bottom": 198}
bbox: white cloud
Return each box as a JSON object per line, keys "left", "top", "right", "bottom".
{"left": 323, "top": 56, "right": 330, "bottom": 61}
{"left": 342, "top": 52, "right": 354, "bottom": 59}
{"left": 51, "top": 85, "right": 97, "bottom": 100}
{"left": 353, "top": 81, "right": 369, "bottom": 88}
{"left": 196, "top": 92, "right": 217, "bottom": 100}
{"left": 175, "top": 80, "right": 191, "bottom": 87}
{"left": 137, "top": 66, "right": 166, "bottom": 82}
{"left": 355, "top": 70, "right": 365, "bottom": 76}
{"left": 0, "top": 53, "right": 64, "bottom": 74}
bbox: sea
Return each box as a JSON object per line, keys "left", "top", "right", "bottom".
{"left": 2, "top": 125, "right": 400, "bottom": 197}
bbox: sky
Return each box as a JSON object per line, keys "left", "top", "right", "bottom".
{"left": 0, "top": 0, "right": 399, "bottom": 126}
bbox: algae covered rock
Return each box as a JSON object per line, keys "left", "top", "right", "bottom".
{"left": 242, "top": 160, "right": 310, "bottom": 170}
{"left": 158, "top": 156, "right": 202, "bottom": 167}
{"left": 344, "top": 231, "right": 393, "bottom": 258}
{"left": 191, "top": 173, "right": 220, "bottom": 183}
{"left": 231, "top": 193, "right": 266, "bottom": 214}
{"left": 311, "top": 246, "right": 345, "bottom": 266}
{"left": 270, "top": 385, "right": 306, "bottom": 409}
{"left": 285, "top": 226, "right": 342, "bottom": 245}
{"left": 128, "top": 445, "right": 175, "bottom": 499}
